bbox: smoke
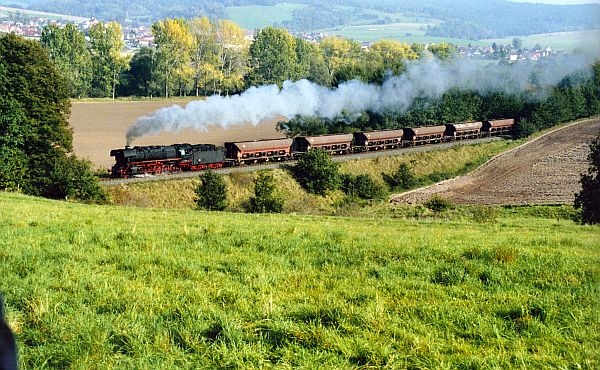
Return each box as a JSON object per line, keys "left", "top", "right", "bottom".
{"left": 125, "top": 53, "right": 597, "bottom": 145}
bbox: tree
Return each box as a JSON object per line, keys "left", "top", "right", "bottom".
{"left": 512, "top": 37, "right": 523, "bottom": 50}
{"left": 215, "top": 19, "right": 248, "bottom": 95}
{"left": 121, "top": 47, "right": 155, "bottom": 97}
{"left": 88, "top": 21, "right": 127, "bottom": 98}
{"left": 574, "top": 134, "right": 600, "bottom": 224}
{"left": 0, "top": 34, "right": 106, "bottom": 202}
{"left": 248, "top": 27, "right": 298, "bottom": 86}
{"left": 428, "top": 43, "right": 457, "bottom": 60}
{"left": 152, "top": 18, "right": 195, "bottom": 97}
{"left": 0, "top": 98, "right": 29, "bottom": 190}
{"left": 319, "top": 36, "right": 363, "bottom": 86}
{"left": 195, "top": 170, "right": 228, "bottom": 211}
{"left": 292, "top": 148, "right": 340, "bottom": 195}
{"left": 40, "top": 24, "right": 92, "bottom": 98}
{"left": 295, "top": 37, "right": 329, "bottom": 85}
{"left": 369, "top": 40, "right": 418, "bottom": 78}
{"left": 189, "top": 16, "right": 219, "bottom": 97}
{"left": 247, "top": 171, "right": 284, "bottom": 213}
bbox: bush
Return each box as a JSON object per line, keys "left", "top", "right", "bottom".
{"left": 424, "top": 195, "right": 453, "bottom": 213}
{"left": 195, "top": 170, "right": 228, "bottom": 211}
{"left": 514, "top": 118, "right": 538, "bottom": 138}
{"left": 292, "top": 148, "right": 340, "bottom": 195}
{"left": 340, "top": 173, "right": 385, "bottom": 199}
{"left": 470, "top": 205, "right": 499, "bottom": 223}
{"left": 247, "top": 171, "right": 284, "bottom": 213}
{"left": 382, "top": 162, "right": 420, "bottom": 191}
{"left": 574, "top": 134, "right": 600, "bottom": 224}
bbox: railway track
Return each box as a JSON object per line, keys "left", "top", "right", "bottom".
{"left": 100, "top": 136, "right": 504, "bottom": 186}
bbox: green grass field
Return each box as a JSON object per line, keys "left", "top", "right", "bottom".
{"left": 225, "top": 3, "right": 306, "bottom": 30}
{"left": 1, "top": 191, "right": 598, "bottom": 368}
{"left": 483, "top": 30, "right": 600, "bottom": 52}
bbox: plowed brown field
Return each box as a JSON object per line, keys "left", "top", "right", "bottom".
{"left": 70, "top": 100, "right": 283, "bottom": 170}
{"left": 391, "top": 118, "right": 600, "bottom": 205}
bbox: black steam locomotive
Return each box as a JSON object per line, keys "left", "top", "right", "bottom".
{"left": 110, "top": 143, "right": 225, "bottom": 178}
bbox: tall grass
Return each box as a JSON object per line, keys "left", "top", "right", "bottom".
{"left": 1, "top": 192, "right": 598, "bottom": 368}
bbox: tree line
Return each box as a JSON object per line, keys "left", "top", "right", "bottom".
{"left": 39, "top": 18, "right": 456, "bottom": 99}
{"left": 280, "top": 61, "right": 600, "bottom": 142}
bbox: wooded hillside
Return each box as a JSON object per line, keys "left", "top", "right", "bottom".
{"left": 5, "top": 0, "right": 600, "bottom": 38}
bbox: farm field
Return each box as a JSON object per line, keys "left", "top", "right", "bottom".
{"left": 0, "top": 5, "right": 87, "bottom": 22}
{"left": 392, "top": 118, "right": 600, "bottom": 206}
{"left": 69, "top": 100, "right": 283, "bottom": 171}
{"left": 1, "top": 191, "right": 599, "bottom": 368}
{"left": 483, "top": 30, "right": 600, "bottom": 52}
{"left": 225, "top": 3, "right": 306, "bottom": 30}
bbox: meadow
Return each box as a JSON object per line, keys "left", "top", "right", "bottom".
{"left": 0, "top": 191, "right": 598, "bottom": 368}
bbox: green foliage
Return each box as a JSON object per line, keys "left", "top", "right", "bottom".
{"left": 47, "top": 155, "right": 108, "bottom": 203}
{"left": 247, "top": 171, "right": 284, "bottom": 213}
{"left": 383, "top": 162, "right": 420, "bottom": 191}
{"left": 88, "top": 22, "right": 127, "bottom": 98}
{"left": 0, "top": 98, "right": 29, "bottom": 191}
{"left": 195, "top": 170, "right": 228, "bottom": 211}
{"left": 0, "top": 34, "right": 106, "bottom": 203}
{"left": 292, "top": 148, "right": 340, "bottom": 195}
{"left": 247, "top": 27, "right": 298, "bottom": 86}
{"left": 575, "top": 134, "right": 600, "bottom": 224}
{"left": 514, "top": 118, "right": 537, "bottom": 138}
{"left": 471, "top": 205, "right": 499, "bottom": 223}
{"left": 340, "top": 173, "right": 384, "bottom": 199}
{"left": 119, "top": 47, "right": 154, "bottom": 97}
{"left": 425, "top": 194, "right": 453, "bottom": 213}
{"left": 40, "top": 24, "right": 92, "bottom": 98}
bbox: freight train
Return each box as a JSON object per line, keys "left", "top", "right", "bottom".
{"left": 110, "top": 119, "right": 514, "bottom": 178}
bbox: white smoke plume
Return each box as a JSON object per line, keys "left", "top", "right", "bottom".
{"left": 125, "top": 53, "right": 596, "bottom": 145}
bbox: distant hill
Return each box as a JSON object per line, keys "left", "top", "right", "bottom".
{"left": 1, "top": 0, "right": 599, "bottom": 39}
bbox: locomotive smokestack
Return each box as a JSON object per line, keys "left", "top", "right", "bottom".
{"left": 125, "top": 53, "right": 595, "bottom": 144}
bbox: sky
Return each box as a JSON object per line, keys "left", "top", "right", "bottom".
{"left": 509, "top": 0, "right": 600, "bottom": 4}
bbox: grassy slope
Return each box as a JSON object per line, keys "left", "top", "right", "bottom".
{"left": 0, "top": 191, "right": 598, "bottom": 368}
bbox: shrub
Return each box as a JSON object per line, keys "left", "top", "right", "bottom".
{"left": 574, "top": 134, "right": 600, "bottom": 224}
{"left": 195, "top": 170, "right": 228, "bottom": 211}
{"left": 514, "top": 118, "right": 538, "bottom": 138}
{"left": 382, "top": 162, "right": 420, "bottom": 191}
{"left": 424, "top": 195, "right": 452, "bottom": 213}
{"left": 292, "top": 148, "right": 340, "bottom": 195}
{"left": 470, "top": 205, "right": 498, "bottom": 223}
{"left": 340, "top": 173, "right": 385, "bottom": 199}
{"left": 247, "top": 171, "right": 284, "bottom": 213}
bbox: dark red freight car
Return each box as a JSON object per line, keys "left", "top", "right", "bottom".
{"left": 444, "top": 122, "right": 483, "bottom": 140}
{"left": 403, "top": 125, "right": 446, "bottom": 145}
{"left": 482, "top": 119, "right": 515, "bottom": 136}
{"left": 353, "top": 129, "right": 404, "bottom": 151}
{"left": 224, "top": 138, "right": 294, "bottom": 165}
{"left": 293, "top": 133, "right": 354, "bottom": 155}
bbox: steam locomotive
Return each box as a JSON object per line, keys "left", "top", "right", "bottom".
{"left": 110, "top": 119, "right": 514, "bottom": 178}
